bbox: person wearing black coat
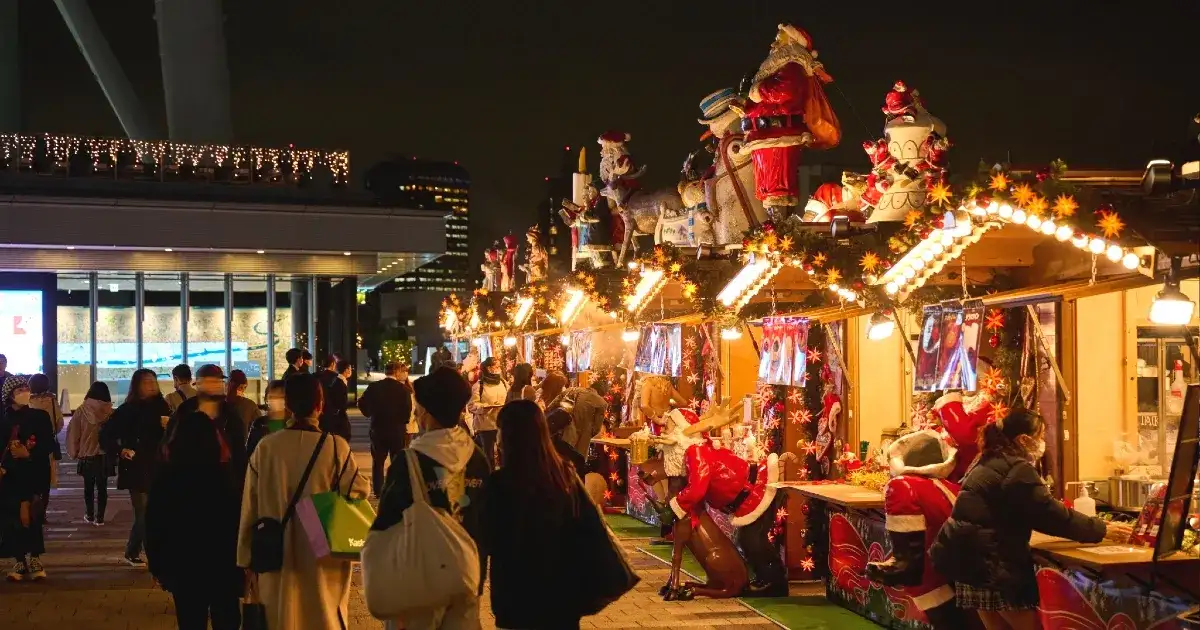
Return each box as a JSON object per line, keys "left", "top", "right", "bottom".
{"left": 931, "top": 408, "right": 1111, "bottom": 630}
{"left": 100, "top": 369, "right": 173, "bottom": 566}
{"left": 145, "top": 411, "right": 244, "bottom": 630}
{"left": 358, "top": 362, "right": 413, "bottom": 493}
{"left": 1, "top": 376, "right": 55, "bottom": 581}
{"left": 320, "top": 359, "right": 353, "bottom": 442}
{"left": 164, "top": 365, "right": 248, "bottom": 499}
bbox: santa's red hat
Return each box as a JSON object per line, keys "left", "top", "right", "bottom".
{"left": 778, "top": 24, "right": 813, "bottom": 51}
{"left": 597, "top": 130, "right": 631, "bottom": 146}
{"left": 883, "top": 81, "right": 912, "bottom": 116}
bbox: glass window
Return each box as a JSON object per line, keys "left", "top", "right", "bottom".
{"left": 188, "top": 274, "right": 228, "bottom": 372}
{"left": 232, "top": 276, "right": 269, "bottom": 403}
{"left": 55, "top": 274, "right": 92, "bottom": 410}
{"left": 143, "top": 273, "right": 184, "bottom": 396}
{"left": 273, "top": 276, "right": 296, "bottom": 379}
{"left": 96, "top": 273, "right": 137, "bottom": 399}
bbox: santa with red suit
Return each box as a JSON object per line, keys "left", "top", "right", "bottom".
{"left": 670, "top": 434, "right": 786, "bottom": 596}
{"left": 813, "top": 364, "right": 841, "bottom": 474}
{"left": 932, "top": 386, "right": 995, "bottom": 483}
{"left": 802, "top": 178, "right": 867, "bottom": 223}
{"left": 867, "top": 430, "right": 967, "bottom": 630}
{"left": 740, "top": 24, "right": 840, "bottom": 217}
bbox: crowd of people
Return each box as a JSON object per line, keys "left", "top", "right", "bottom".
{"left": 0, "top": 348, "right": 626, "bottom": 629}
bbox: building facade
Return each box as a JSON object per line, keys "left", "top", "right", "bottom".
{"left": 0, "top": 133, "right": 445, "bottom": 405}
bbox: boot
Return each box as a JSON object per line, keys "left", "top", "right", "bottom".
{"left": 867, "top": 530, "right": 925, "bottom": 587}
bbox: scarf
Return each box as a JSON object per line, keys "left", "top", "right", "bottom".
{"left": 480, "top": 371, "right": 503, "bottom": 386}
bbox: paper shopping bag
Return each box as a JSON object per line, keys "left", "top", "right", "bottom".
{"left": 297, "top": 491, "right": 376, "bottom": 561}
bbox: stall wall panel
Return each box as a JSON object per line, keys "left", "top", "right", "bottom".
{"left": 1076, "top": 292, "right": 1126, "bottom": 480}
{"left": 854, "top": 313, "right": 906, "bottom": 456}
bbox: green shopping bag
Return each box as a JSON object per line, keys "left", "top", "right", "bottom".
{"left": 296, "top": 490, "right": 376, "bottom": 560}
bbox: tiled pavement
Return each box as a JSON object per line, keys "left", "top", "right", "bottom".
{"left": 1, "top": 416, "right": 781, "bottom": 629}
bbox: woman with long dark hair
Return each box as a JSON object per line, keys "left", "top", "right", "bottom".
{"left": 146, "top": 411, "right": 244, "bottom": 629}
{"left": 486, "top": 400, "right": 586, "bottom": 629}
{"left": 932, "top": 408, "right": 1119, "bottom": 630}
{"left": 506, "top": 363, "right": 536, "bottom": 404}
{"left": 100, "top": 368, "right": 172, "bottom": 566}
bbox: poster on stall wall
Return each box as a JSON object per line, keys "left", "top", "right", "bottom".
{"left": 758, "top": 317, "right": 809, "bottom": 387}
{"left": 957, "top": 300, "right": 985, "bottom": 391}
{"left": 473, "top": 336, "right": 494, "bottom": 362}
{"left": 523, "top": 335, "right": 536, "bottom": 366}
{"left": 935, "top": 302, "right": 965, "bottom": 390}
{"left": 913, "top": 306, "right": 942, "bottom": 392}
{"left": 635, "top": 325, "right": 682, "bottom": 376}
{"left": 566, "top": 331, "right": 593, "bottom": 373}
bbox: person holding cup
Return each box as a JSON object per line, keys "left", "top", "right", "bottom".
{"left": 100, "top": 368, "right": 172, "bottom": 567}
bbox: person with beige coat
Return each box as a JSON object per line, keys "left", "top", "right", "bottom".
{"left": 237, "top": 374, "right": 369, "bottom": 630}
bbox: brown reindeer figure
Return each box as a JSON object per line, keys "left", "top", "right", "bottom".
{"left": 638, "top": 457, "right": 748, "bottom": 600}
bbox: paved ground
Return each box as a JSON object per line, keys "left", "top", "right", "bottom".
{"left": 0, "top": 415, "right": 782, "bottom": 630}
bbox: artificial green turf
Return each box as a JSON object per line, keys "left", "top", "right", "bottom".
{"left": 603, "top": 513, "right": 661, "bottom": 539}
{"left": 637, "top": 545, "right": 880, "bottom": 629}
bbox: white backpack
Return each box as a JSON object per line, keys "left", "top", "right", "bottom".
{"left": 361, "top": 450, "right": 480, "bottom": 620}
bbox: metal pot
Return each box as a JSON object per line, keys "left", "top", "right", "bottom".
{"left": 1104, "top": 476, "right": 1162, "bottom": 511}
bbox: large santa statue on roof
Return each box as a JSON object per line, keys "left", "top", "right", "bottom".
{"left": 740, "top": 24, "right": 841, "bottom": 219}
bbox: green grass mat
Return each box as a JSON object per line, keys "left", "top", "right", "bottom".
{"left": 604, "top": 513, "right": 661, "bottom": 539}
{"left": 740, "top": 595, "right": 881, "bottom": 629}
{"left": 637, "top": 545, "right": 880, "bottom": 630}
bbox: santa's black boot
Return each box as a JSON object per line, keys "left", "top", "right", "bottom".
{"left": 738, "top": 502, "right": 788, "bottom": 597}
{"left": 866, "top": 530, "right": 924, "bottom": 587}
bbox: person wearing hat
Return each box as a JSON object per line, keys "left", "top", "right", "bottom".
{"left": 739, "top": 24, "right": 841, "bottom": 217}
{"left": 866, "top": 430, "right": 966, "bottom": 630}
{"left": 519, "top": 225, "right": 548, "bottom": 284}
{"left": 165, "top": 364, "right": 248, "bottom": 496}
{"left": 1, "top": 375, "right": 55, "bottom": 581}
{"left": 932, "top": 360, "right": 998, "bottom": 483}
{"left": 370, "top": 366, "right": 490, "bottom": 629}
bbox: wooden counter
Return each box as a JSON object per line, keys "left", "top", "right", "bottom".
{"left": 591, "top": 437, "right": 631, "bottom": 448}
{"left": 1030, "top": 531, "right": 1200, "bottom": 571}
{"left": 770, "top": 481, "right": 885, "bottom": 509}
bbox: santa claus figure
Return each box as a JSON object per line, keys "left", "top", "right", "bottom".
{"left": 933, "top": 385, "right": 995, "bottom": 482}
{"left": 670, "top": 441, "right": 786, "bottom": 596}
{"left": 812, "top": 364, "right": 841, "bottom": 474}
{"left": 500, "top": 233, "right": 519, "bottom": 291}
{"left": 802, "top": 175, "right": 867, "bottom": 223}
{"left": 866, "top": 430, "right": 966, "bottom": 630}
{"left": 656, "top": 408, "right": 708, "bottom": 493}
{"left": 597, "top": 130, "right": 645, "bottom": 209}
{"left": 481, "top": 245, "right": 501, "bottom": 292}
{"left": 740, "top": 24, "right": 840, "bottom": 218}
{"left": 882, "top": 81, "right": 918, "bottom": 123}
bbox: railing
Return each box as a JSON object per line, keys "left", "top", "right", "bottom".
{"left": 0, "top": 133, "right": 350, "bottom": 188}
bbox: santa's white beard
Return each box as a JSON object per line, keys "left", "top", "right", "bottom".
{"left": 754, "top": 43, "right": 816, "bottom": 83}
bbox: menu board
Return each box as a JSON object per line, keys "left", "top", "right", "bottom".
{"left": 914, "top": 300, "right": 984, "bottom": 392}
{"left": 758, "top": 317, "right": 810, "bottom": 387}
{"left": 634, "top": 324, "right": 682, "bottom": 376}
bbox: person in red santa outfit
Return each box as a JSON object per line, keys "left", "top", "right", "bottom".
{"left": 669, "top": 414, "right": 786, "bottom": 596}
{"left": 812, "top": 364, "right": 841, "bottom": 475}
{"left": 738, "top": 24, "right": 840, "bottom": 219}
{"left": 866, "top": 430, "right": 968, "bottom": 630}
{"left": 933, "top": 358, "right": 997, "bottom": 482}
{"left": 882, "top": 80, "right": 918, "bottom": 123}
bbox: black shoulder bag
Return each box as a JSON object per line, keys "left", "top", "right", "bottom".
{"left": 249, "top": 431, "right": 328, "bottom": 573}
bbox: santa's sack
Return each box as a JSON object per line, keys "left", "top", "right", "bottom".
{"left": 295, "top": 490, "right": 376, "bottom": 561}
{"left": 361, "top": 450, "right": 480, "bottom": 620}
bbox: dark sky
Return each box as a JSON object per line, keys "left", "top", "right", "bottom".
{"left": 19, "top": 1, "right": 1200, "bottom": 253}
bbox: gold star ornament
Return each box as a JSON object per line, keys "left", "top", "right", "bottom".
{"left": 859, "top": 251, "right": 881, "bottom": 273}
{"left": 1026, "top": 195, "right": 1048, "bottom": 218}
{"left": 1097, "top": 210, "right": 1125, "bottom": 239}
{"left": 928, "top": 181, "right": 952, "bottom": 206}
{"left": 1011, "top": 183, "right": 1035, "bottom": 207}
{"left": 989, "top": 172, "right": 1010, "bottom": 192}
{"left": 1052, "top": 194, "right": 1078, "bottom": 219}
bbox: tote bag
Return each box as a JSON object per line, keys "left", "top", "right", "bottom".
{"left": 360, "top": 450, "right": 480, "bottom": 620}
{"left": 295, "top": 442, "right": 375, "bottom": 560}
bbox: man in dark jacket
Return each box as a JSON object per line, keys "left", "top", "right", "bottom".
{"left": 371, "top": 367, "right": 488, "bottom": 626}
{"left": 321, "top": 359, "right": 352, "bottom": 442}
{"left": 281, "top": 349, "right": 312, "bottom": 382}
{"left": 165, "top": 365, "right": 248, "bottom": 497}
{"left": 358, "top": 362, "right": 413, "bottom": 494}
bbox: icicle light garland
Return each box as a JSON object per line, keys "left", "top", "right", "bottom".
{"left": 0, "top": 133, "right": 350, "bottom": 184}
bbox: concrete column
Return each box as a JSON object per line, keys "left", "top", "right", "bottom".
{"left": 53, "top": 0, "right": 155, "bottom": 139}
{"left": 0, "top": 0, "right": 17, "bottom": 132}
{"left": 154, "top": 0, "right": 232, "bottom": 144}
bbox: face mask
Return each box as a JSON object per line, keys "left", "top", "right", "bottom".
{"left": 13, "top": 391, "right": 30, "bottom": 406}
{"left": 1026, "top": 438, "right": 1046, "bottom": 461}
{"left": 268, "top": 399, "right": 286, "bottom": 413}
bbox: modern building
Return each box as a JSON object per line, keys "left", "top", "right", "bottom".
{"left": 365, "top": 157, "right": 471, "bottom": 293}
{"left": 0, "top": 133, "right": 445, "bottom": 406}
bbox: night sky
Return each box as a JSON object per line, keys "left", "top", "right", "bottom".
{"left": 18, "top": 1, "right": 1200, "bottom": 255}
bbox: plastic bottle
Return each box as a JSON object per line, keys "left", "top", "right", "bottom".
{"left": 1071, "top": 483, "right": 1096, "bottom": 517}
{"left": 1166, "top": 359, "right": 1186, "bottom": 416}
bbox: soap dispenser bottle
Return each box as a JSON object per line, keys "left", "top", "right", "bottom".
{"left": 1066, "top": 482, "right": 1096, "bottom": 517}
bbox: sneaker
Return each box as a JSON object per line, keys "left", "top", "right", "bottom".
{"left": 123, "top": 556, "right": 146, "bottom": 567}
{"left": 26, "top": 556, "right": 46, "bottom": 581}
{"left": 83, "top": 516, "right": 95, "bottom": 525}
{"left": 94, "top": 520, "right": 104, "bottom": 527}
{"left": 6, "top": 560, "right": 27, "bottom": 582}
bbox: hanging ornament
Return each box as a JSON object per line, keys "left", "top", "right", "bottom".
{"left": 988, "top": 333, "right": 1000, "bottom": 348}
